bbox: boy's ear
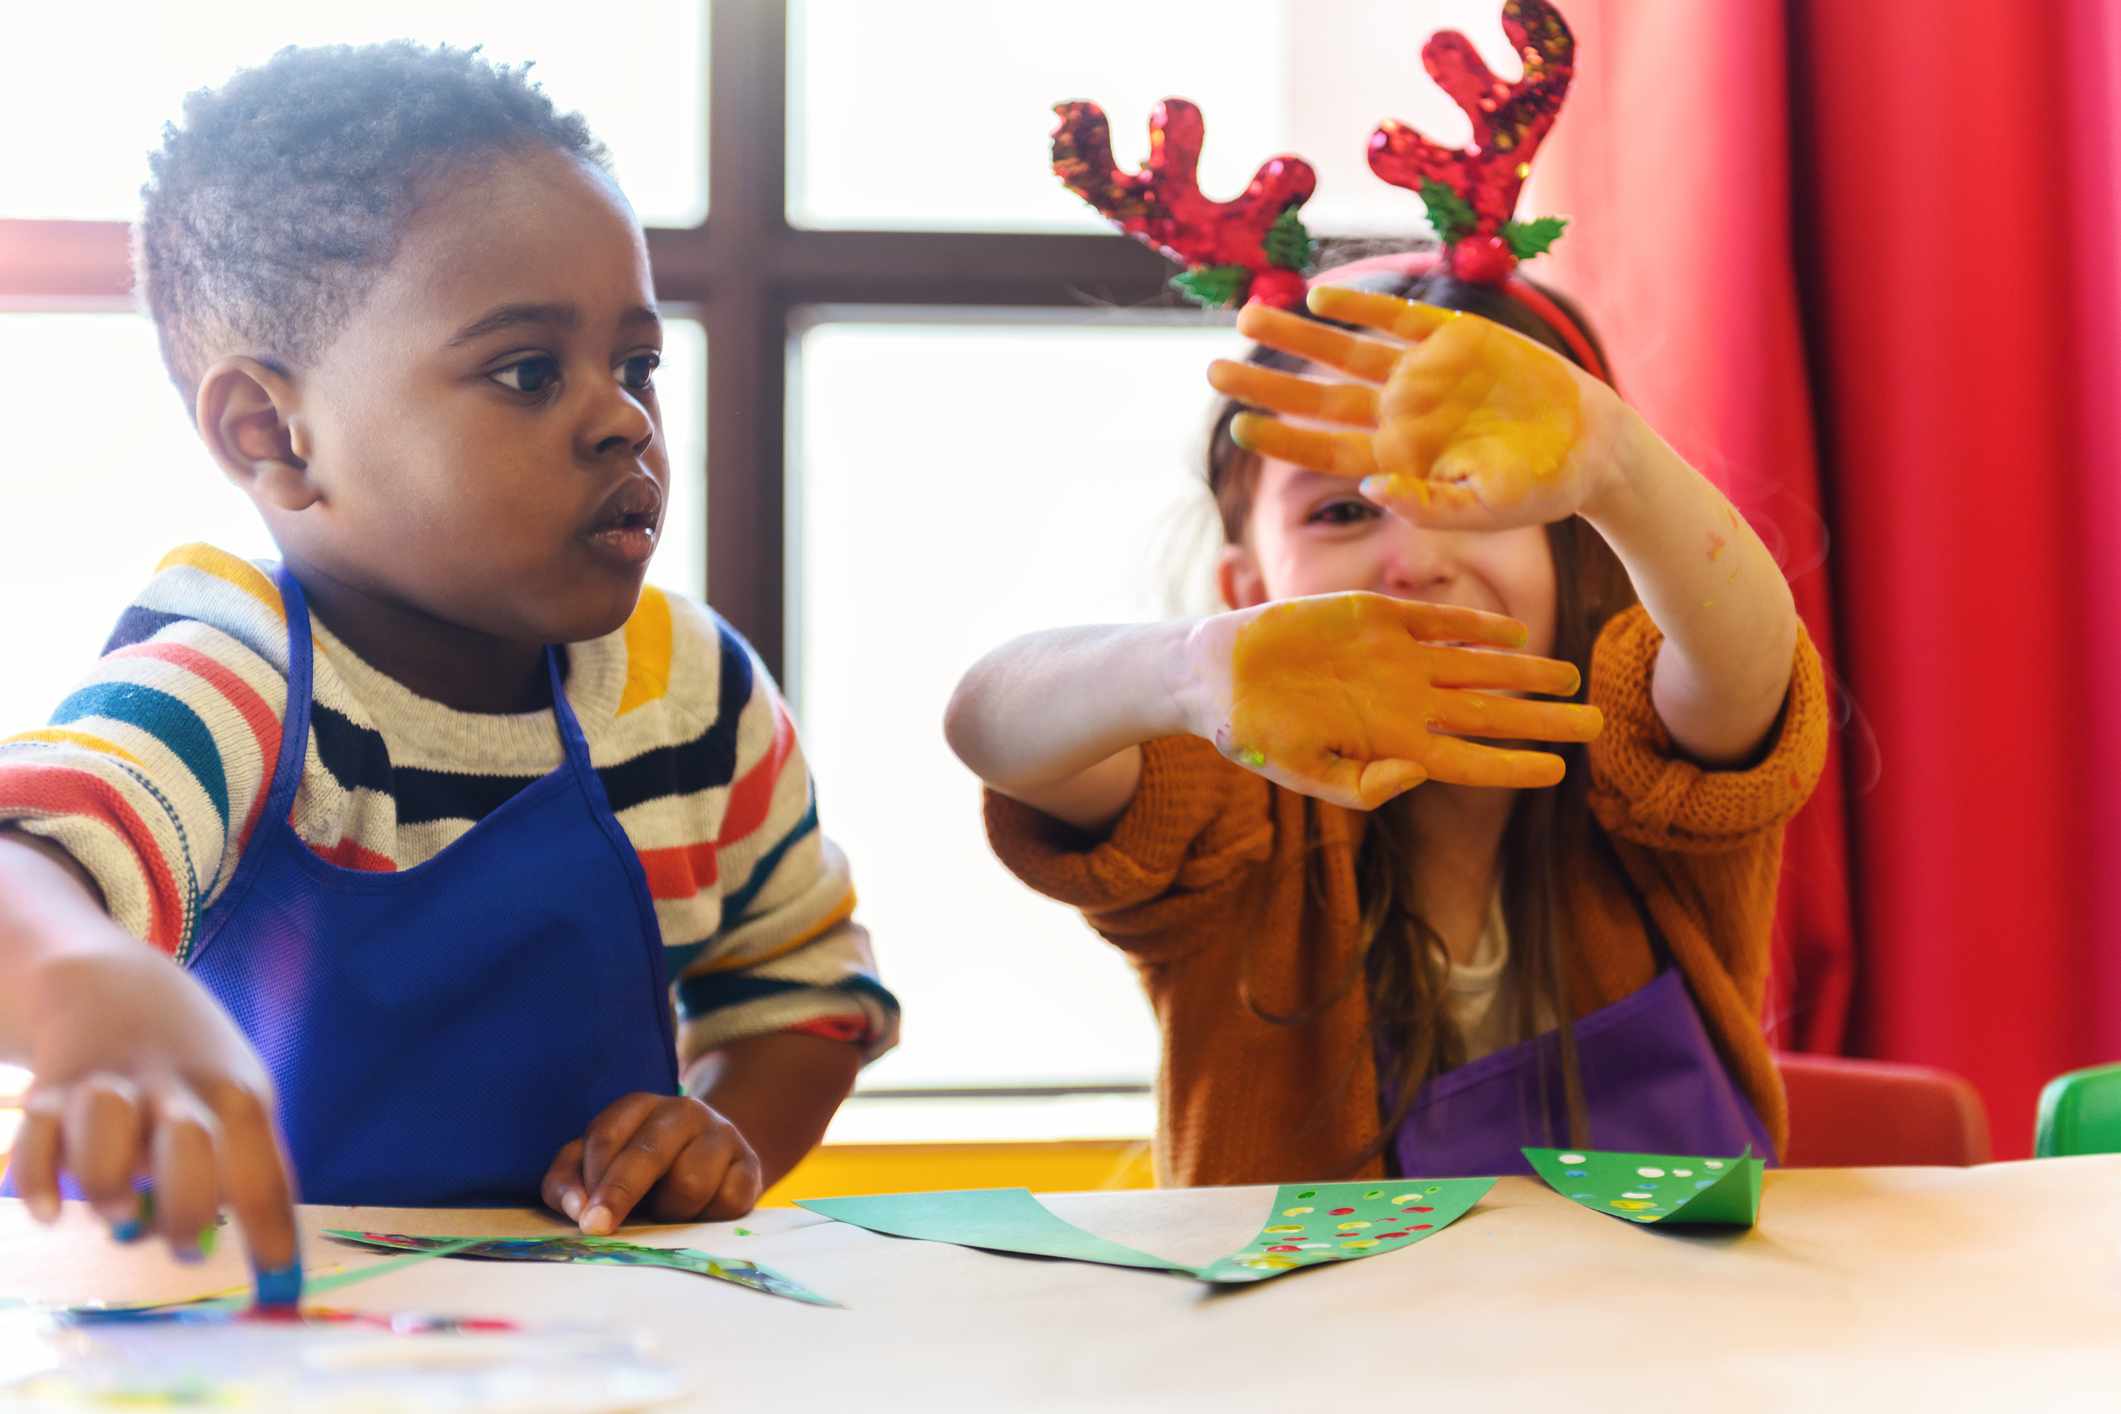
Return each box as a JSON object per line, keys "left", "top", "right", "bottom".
{"left": 1216, "top": 543, "right": 1266, "bottom": 612}
{"left": 194, "top": 357, "right": 318, "bottom": 512}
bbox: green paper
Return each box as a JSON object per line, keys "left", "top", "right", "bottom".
{"left": 324, "top": 1230, "right": 837, "bottom": 1307}
{"left": 799, "top": 1189, "right": 1181, "bottom": 1273}
{"left": 801, "top": 1179, "right": 1493, "bottom": 1285}
{"left": 1263, "top": 207, "right": 1316, "bottom": 273}
{"left": 1502, "top": 215, "right": 1569, "bottom": 259}
{"left": 1169, "top": 264, "right": 1250, "bottom": 308}
{"left": 1523, "top": 1147, "right": 1762, "bottom": 1227}
{"left": 1196, "top": 1178, "right": 1495, "bottom": 1282}
{"left": 1418, "top": 179, "right": 1476, "bottom": 245}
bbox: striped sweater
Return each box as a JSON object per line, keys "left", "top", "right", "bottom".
{"left": 0, "top": 544, "right": 898, "bottom": 1062}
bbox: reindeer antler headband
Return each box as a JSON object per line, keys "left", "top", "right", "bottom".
{"left": 1053, "top": 1, "right": 1588, "bottom": 335}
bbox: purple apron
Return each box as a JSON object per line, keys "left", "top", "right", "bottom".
{"left": 1388, "top": 858, "right": 1774, "bottom": 1177}
{"left": 179, "top": 566, "right": 680, "bottom": 1206}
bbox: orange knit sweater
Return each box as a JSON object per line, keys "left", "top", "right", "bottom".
{"left": 985, "top": 606, "right": 1827, "bottom": 1186}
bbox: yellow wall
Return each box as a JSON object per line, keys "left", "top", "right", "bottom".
{"left": 760, "top": 1140, "right": 1154, "bottom": 1205}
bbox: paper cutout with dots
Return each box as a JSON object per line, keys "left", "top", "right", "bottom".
{"left": 1521, "top": 1147, "right": 1762, "bottom": 1227}
{"left": 800, "top": 1179, "right": 1494, "bottom": 1285}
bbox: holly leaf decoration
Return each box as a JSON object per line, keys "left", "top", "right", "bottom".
{"left": 1169, "top": 265, "right": 1251, "bottom": 308}
{"left": 1502, "top": 216, "right": 1569, "bottom": 260}
{"left": 1418, "top": 180, "right": 1477, "bottom": 246}
{"left": 1263, "top": 208, "right": 1316, "bottom": 273}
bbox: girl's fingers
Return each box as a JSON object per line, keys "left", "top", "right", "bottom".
{"left": 1360, "top": 472, "right": 1490, "bottom": 528}
{"left": 1300, "top": 755, "right": 1424, "bottom": 812}
{"left": 1416, "top": 734, "right": 1570, "bottom": 790}
{"left": 1305, "top": 288, "right": 1459, "bottom": 344}
{"left": 147, "top": 1091, "right": 218, "bottom": 1261}
{"left": 1418, "top": 644, "right": 1580, "bottom": 697}
{"left": 65, "top": 1075, "right": 144, "bottom": 1222}
{"left": 1427, "top": 691, "right": 1606, "bottom": 744}
{"left": 1231, "top": 415, "right": 1378, "bottom": 479}
{"left": 1235, "top": 303, "right": 1403, "bottom": 382}
{"left": 12, "top": 1094, "right": 63, "bottom": 1222}
{"left": 1207, "top": 360, "right": 1380, "bottom": 427}
{"left": 1384, "top": 599, "right": 1530, "bottom": 651}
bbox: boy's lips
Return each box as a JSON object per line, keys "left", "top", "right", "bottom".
{"left": 582, "top": 476, "right": 664, "bottom": 568}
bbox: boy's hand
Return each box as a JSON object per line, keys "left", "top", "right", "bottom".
{"left": 542, "top": 1093, "right": 761, "bottom": 1234}
{"left": 1208, "top": 288, "right": 1631, "bottom": 531}
{"left": 1175, "top": 593, "right": 1603, "bottom": 810}
{"left": 11, "top": 936, "right": 300, "bottom": 1276}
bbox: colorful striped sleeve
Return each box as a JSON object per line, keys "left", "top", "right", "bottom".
{"left": 0, "top": 545, "right": 290, "bottom": 960}
{"left": 660, "top": 604, "right": 899, "bottom": 1063}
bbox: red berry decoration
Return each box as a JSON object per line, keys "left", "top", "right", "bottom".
{"left": 1368, "top": 0, "right": 1577, "bottom": 285}
{"left": 1449, "top": 235, "right": 1516, "bottom": 284}
{"left": 1051, "top": 98, "right": 1317, "bottom": 310}
{"left": 1246, "top": 268, "right": 1309, "bottom": 310}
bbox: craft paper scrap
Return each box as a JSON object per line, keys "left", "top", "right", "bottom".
{"left": 800, "top": 1179, "right": 1494, "bottom": 1285}
{"left": 1198, "top": 1177, "right": 1496, "bottom": 1280}
{"left": 1523, "top": 1147, "right": 1762, "bottom": 1227}
{"left": 799, "top": 1188, "right": 1184, "bottom": 1273}
{"left": 325, "top": 1230, "right": 837, "bottom": 1308}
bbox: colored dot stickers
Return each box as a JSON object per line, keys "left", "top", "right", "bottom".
{"left": 1521, "top": 1147, "right": 1763, "bottom": 1228}
{"left": 1201, "top": 1177, "right": 1498, "bottom": 1283}
{"left": 802, "top": 1179, "right": 1498, "bottom": 1287}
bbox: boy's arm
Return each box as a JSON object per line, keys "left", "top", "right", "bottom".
{"left": 0, "top": 830, "right": 300, "bottom": 1275}
{"left": 680, "top": 1031, "right": 860, "bottom": 1190}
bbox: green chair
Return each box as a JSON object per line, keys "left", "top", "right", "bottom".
{"left": 2033, "top": 1063, "right": 2121, "bottom": 1157}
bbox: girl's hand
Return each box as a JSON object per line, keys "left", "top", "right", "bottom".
{"left": 542, "top": 1093, "right": 762, "bottom": 1234}
{"left": 12, "top": 935, "right": 300, "bottom": 1278}
{"left": 1208, "top": 288, "right": 1631, "bottom": 531}
{"left": 1175, "top": 592, "right": 1603, "bottom": 809}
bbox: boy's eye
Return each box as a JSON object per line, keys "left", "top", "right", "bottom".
{"left": 1307, "top": 498, "right": 1380, "bottom": 527}
{"left": 618, "top": 352, "right": 660, "bottom": 392}
{"left": 489, "top": 356, "right": 560, "bottom": 395}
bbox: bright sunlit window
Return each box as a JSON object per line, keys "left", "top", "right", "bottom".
{"left": 0, "top": 2, "right": 707, "bottom": 226}
{"left": 790, "top": 0, "right": 1539, "bottom": 234}
{"left": 790, "top": 312, "right": 1244, "bottom": 1089}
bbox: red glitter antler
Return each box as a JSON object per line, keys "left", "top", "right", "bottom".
{"left": 1368, "top": 0, "right": 1576, "bottom": 284}
{"left": 1053, "top": 98, "right": 1318, "bottom": 309}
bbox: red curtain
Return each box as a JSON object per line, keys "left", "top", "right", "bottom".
{"left": 1544, "top": 0, "right": 2121, "bottom": 1155}
{"left": 1540, "top": 2, "right": 1856, "bottom": 1055}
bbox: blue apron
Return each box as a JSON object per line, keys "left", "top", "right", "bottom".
{"left": 183, "top": 566, "right": 679, "bottom": 1206}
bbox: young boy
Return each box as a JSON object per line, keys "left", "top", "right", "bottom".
{"left": 0, "top": 43, "right": 896, "bottom": 1286}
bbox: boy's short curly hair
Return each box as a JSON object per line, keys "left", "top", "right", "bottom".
{"left": 136, "top": 42, "right": 610, "bottom": 410}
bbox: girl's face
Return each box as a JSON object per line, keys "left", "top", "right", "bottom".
{"left": 1219, "top": 455, "right": 1559, "bottom": 658}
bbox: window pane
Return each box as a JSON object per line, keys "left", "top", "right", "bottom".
{"left": 790, "top": 313, "right": 1243, "bottom": 1089}
{"left": 0, "top": 314, "right": 705, "bottom": 733}
{"left": 790, "top": 0, "right": 1540, "bottom": 235}
{"left": 0, "top": 2, "right": 706, "bottom": 226}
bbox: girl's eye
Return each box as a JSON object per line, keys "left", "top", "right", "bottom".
{"left": 489, "top": 356, "right": 560, "bottom": 396}
{"left": 1308, "top": 498, "right": 1380, "bottom": 527}
{"left": 618, "top": 352, "right": 660, "bottom": 392}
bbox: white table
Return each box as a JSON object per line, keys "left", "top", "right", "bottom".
{"left": 6, "top": 1158, "right": 2120, "bottom": 1411}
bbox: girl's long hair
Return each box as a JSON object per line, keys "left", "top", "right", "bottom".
{"left": 1204, "top": 259, "right": 1636, "bottom": 1165}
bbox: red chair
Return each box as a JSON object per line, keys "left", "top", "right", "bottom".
{"left": 1775, "top": 1053, "right": 1992, "bottom": 1166}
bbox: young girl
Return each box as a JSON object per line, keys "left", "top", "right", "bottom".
{"left": 0, "top": 44, "right": 896, "bottom": 1283}
{"left": 945, "top": 252, "right": 1826, "bottom": 1183}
